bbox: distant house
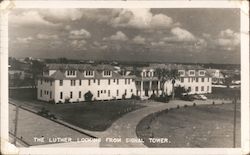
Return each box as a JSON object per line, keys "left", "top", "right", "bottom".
{"left": 37, "top": 63, "right": 212, "bottom": 103}
{"left": 207, "top": 69, "right": 225, "bottom": 84}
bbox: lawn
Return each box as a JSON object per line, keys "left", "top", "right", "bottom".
{"left": 206, "top": 87, "right": 240, "bottom": 100}
{"left": 136, "top": 103, "right": 240, "bottom": 148}
{"left": 9, "top": 88, "right": 145, "bottom": 131}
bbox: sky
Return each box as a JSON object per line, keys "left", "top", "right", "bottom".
{"left": 9, "top": 8, "right": 240, "bottom": 64}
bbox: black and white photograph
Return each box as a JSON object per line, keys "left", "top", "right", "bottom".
{"left": 0, "top": 1, "right": 249, "bottom": 155}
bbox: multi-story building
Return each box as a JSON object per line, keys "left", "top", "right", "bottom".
{"left": 37, "top": 64, "right": 136, "bottom": 103}
{"left": 37, "top": 64, "right": 212, "bottom": 103}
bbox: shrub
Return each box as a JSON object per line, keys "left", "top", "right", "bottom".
{"left": 84, "top": 91, "right": 93, "bottom": 102}
{"left": 193, "top": 103, "right": 196, "bottom": 106}
{"left": 184, "top": 104, "right": 188, "bottom": 108}
{"left": 176, "top": 105, "right": 180, "bottom": 109}
{"left": 131, "top": 94, "right": 140, "bottom": 100}
{"left": 65, "top": 98, "right": 70, "bottom": 103}
{"left": 149, "top": 93, "right": 157, "bottom": 100}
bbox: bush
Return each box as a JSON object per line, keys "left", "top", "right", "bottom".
{"left": 49, "top": 99, "right": 55, "bottom": 104}
{"left": 131, "top": 94, "right": 140, "bottom": 100}
{"left": 155, "top": 95, "right": 169, "bottom": 103}
{"left": 65, "top": 98, "right": 70, "bottom": 103}
{"left": 84, "top": 91, "right": 93, "bottom": 102}
{"left": 149, "top": 93, "right": 157, "bottom": 100}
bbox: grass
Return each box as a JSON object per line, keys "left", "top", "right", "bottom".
{"left": 206, "top": 87, "right": 240, "bottom": 100}
{"left": 136, "top": 103, "right": 240, "bottom": 148}
{"left": 9, "top": 88, "right": 144, "bottom": 131}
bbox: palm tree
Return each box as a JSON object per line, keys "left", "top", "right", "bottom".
{"left": 169, "top": 69, "right": 180, "bottom": 100}
{"left": 155, "top": 68, "right": 180, "bottom": 99}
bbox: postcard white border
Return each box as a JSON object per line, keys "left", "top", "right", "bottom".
{"left": 0, "top": 0, "right": 249, "bottom": 155}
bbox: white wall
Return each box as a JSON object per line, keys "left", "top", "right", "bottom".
{"left": 37, "top": 79, "right": 55, "bottom": 102}
{"left": 52, "top": 78, "right": 136, "bottom": 103}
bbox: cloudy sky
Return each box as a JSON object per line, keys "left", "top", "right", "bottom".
{"left": 9, "top": 8, "right": 240, "bottom": 64}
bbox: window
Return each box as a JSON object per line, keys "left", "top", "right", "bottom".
{"left": 67, "top": 70, "right": 76, "bottom": 76}
{"left": 207, "top": 86, "right": 210, "bottom": 92}
{"left": 117, "top": 79, "right": 119, "bottom": 85}
{"left": 44, "top": 90, "right": 46, "bottom": 95}
{"left": 40, "top": 80, "right": 43, "bottom": 85}
{"left": 201, "top": 86, "right": 204, "bottom": 91}
{"left": 189, "top": 70, "right": 195, "bottom": 76}
{"left": 50, "top": 81, "right": 53, "bottom": 86}
{"left": 188, "top": 87, "right": 191, "bottom": 92}
{"left": 108, "top": 79, "right": 110, "bottom": 85}
{"left": 50, "top": 91, "right": 52, "bottom": 99}
{"left": 180, "top": 78, "right": 184, "bottom": 83}
{"left": 85, "top": 70, "right": 94, "bottom": 76}
{"left": 125, "top": 89, "right": 127, "bottom": 94}
{"left": 113, "top": 79, "right": 116, "bottom": 83}
{"left": 117, "top": 90, "right": 119, "bottom": 96}
{"left": 125, "top": 79, "right": 127, "bottom": 85}
{"left": 79, "top": 80, "right": 82, "bottom": 86}
{"left": 178, "top": 70, "right": 185, "bottom": 76}
{"left": 70, "top": 92, "right": 73, "bottom": 98}
{"left": 131, "top": 89, "right": 133, "bottom": 92}
{"left": 97, "top": 91, "right": 100, "bottom": 97}
{"left": 79, "top": 91, "right": 81, "bottom": 98}
{"left": 40, "top": 90, "right": 42, "bottom": 97}
{"left": 59, "top": 80, "right": 63, "bottom": 86}
{"left": 199, "top": 70, "right": 205, "bottom": 76}
{"left": 195, "top": 86, "right": 198, "bottom": 92}
{"left": 128, "top": 79, "right": 130, "bottom": 84}
{"left": 188, "top": 78, "right": 190, "bottom": 83}
{"left": 196, "top": 78, "right": 199, "bottom": 82}
{"left": 201, "top": 78, "right": 204, "bottom": 82}
{"left": 103, "top": 70, "right": 111, "bottom": 76}
{"left": 60, "top": 92, "right": 63, "bottom": 99}
{"left": 108, "top": 90, "right": 110, "bottom": 97}
{"left": 88, "top": 79, "right": 91, "bottom": 86}
{"left": 98, "top": 80, "right": 100, "bottom": 85}
{"left": 71, "top": 80, "right": 76, "bottom": 86}
{"left": 101, "top": 90, "right": 103, "bottom": 93}
{"left": 207, "top": 78, "right": 210, "bottom": 82}
{"left": 93, "top": 79, "right": 96, "bottom": 83}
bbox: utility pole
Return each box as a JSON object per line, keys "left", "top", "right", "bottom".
{"left": 233, "top": 97, "right": 237, "bottom": 148}
{"left": 13, "top": 105, "right": 20, "bottom": 145}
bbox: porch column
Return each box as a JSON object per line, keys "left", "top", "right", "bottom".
{"left": 149, "top": 81, "right": 152, "bottom": 95}
{"left": 140, "top": 81, "right": 143, "bottom": 97}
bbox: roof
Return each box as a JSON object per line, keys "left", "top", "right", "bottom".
{"left": 39, "top": 70, "right": 135, "bottom": 80}
{"left": 45, "top": 64, "right": 115, "bottom": 71}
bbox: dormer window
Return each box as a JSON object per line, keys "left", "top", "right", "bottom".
{"left": 178, "top": 70, "right": 185, "bottom": 76}
{"left": 66, "top": 70, "right": 76, "bottom": 76}
{"left": 199, "top": 70, "right": 205, "bottom": 76}
{"left": 85, "top": 70, "right": 94, "bottom": 77}
{"left": 103, "top": 70, "right": 112, "bottom": 77}
{"left": 189, "top": 70, "right": 195, "bottom": 76}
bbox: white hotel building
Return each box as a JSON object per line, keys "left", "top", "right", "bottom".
{"left": 37, "top": 64, "right": 212, "bottom": 103}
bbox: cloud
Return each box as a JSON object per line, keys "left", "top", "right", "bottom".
{"left": 151, "top": 41, "right": 165, "bottom": 46}
{"left": 111, "top": 9, "right": 174, "bottom": 29}
{"left": 70, "top": 40, "right": 87, "bottom": 49}
{"left": 103, "top": 31, "right": 128, "bottom": 41}
{"left": 16, "top": 37, "right": 33, "bottom": 44}
{"left": 37, "top": 33, "right": 58, "bottom": 40}
{"left": 202, "top": 29, "right": 240, "bottom": 51}
{"left": 168, "top": 27, "right": 196, "bottom": 42}
{"left": 217, "top": 29, "right": 240, "bottom": 46}
{"left": 9, "top": 10, "right": 60, "bottom": 27}
{"left": 40, "top": 9, "right": 84, "bottom": 22}
{"left": 133, "top": 35, "right": 146, "bottom": 44}
{"left": 69, "top": 29, "right": 91, "bottom": 39}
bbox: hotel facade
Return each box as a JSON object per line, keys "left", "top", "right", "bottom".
{"left": 37, "top": 64, "right": 212, "bottom": 103}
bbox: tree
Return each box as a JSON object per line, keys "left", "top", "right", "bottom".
{"left": 30, "top": 60, "right": 45, "bottom": 88}
{"left": 155, "top": 68, "right": 180, "bottom": 100}
{"left": 224, "top": 76, "right": 233, "bottom": 88}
